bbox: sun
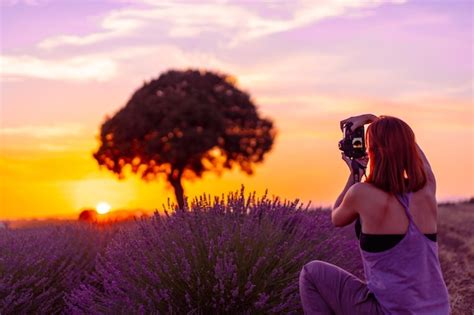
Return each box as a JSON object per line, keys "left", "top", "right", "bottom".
{"left": 96, "top": 201, "right": 111, "bottom": 215}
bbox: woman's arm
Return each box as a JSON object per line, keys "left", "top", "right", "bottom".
{"left": 331, "top": 153, "right": 367, "bottom": 227}
{"left": 332, "top": 114, "right": 377, "bottom": 227}
{"left": 340, "top": 114, "right": 379, "bottom": 130}
{"left": 416, "top": 143, "right": 437, "bottom": 193}
{"left": 333, "top": 174, "right": 357, "bottom": 210}
{"left": 331, "top": 176, "right": 362, "bottom": 227}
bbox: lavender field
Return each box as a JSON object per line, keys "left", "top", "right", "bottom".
{"left": 1, "top": 188, "right": 472, "bottom": 314}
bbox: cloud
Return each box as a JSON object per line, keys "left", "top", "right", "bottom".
{"left": 0, "top": 124, "right": 83, "bottom": 138}
{"left": 1, "top": 0, "right": 49, "bottom": 6}
{"left": 236, "top": 51, "right": 348, "bottom": 90}
{"left": 0, "top": 54, "right": 117, "bottom": 81}
{"left": 3, "top": 1, "right": 408, "bottom": 82}
{"left": 38, "top": 10, "right": 144, "bottom": 50}
{"left": 36, "top": 0, "right": 408, "bottom": 50}
{"left": 393, "top": 81, "right": 473, "bottom": 103}
{"left": 228, "top": 0, "right": 408, "bottom": 46}
{"left": 0, "top": 44, "right": 234, "bottom": 82}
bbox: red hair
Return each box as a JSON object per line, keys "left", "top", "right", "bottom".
{"left": 365, "top": 116, "right": 426, "bottom": 194}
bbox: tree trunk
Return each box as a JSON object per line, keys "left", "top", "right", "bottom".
{"left": 169, "top": 170, "right": 185, "bottom": 211}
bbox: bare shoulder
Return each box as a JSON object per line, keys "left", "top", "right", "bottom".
{"left": 350, "top": 182, "right": 376, "bottom": 198}
{"left": 344, "top": 182, "right": 368, "bottom": 203}
{"left": 346, "top": 182, "right": 379, "bottom": 213}
{"left": 353, "top": 182, "right": 391, "bottom": 215}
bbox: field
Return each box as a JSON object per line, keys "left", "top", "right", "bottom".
{"left": 437, "top": 201, "right": 474, "bottom": 314}
{"left": 1, "top": 191, "right": 472, "bottom": 314}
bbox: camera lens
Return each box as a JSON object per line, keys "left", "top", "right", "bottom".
{"left": 353, "top": 139, "right": 362, "bottom": 148}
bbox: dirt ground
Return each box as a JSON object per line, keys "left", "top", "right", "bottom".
{"left": 437, "top": 201, "right": 474, "bottom": 315}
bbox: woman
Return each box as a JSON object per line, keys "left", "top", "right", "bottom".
{"left": 299, "top": 114, "right": 451, "bottom": 314}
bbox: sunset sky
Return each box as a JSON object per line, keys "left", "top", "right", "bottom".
{"left": 1, "top": 0, "right": 473, "bottom": 220}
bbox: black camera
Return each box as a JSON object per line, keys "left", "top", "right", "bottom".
{"left": 338, "top": 122, "right": 366, "bottom": 159}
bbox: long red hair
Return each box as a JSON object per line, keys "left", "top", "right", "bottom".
{"left": 365, "top": 116, "right": 426, "bottom": 194}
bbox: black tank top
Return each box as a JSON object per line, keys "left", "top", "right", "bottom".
{"left": 355, "top": 216, "right": 437, "bottom": 252}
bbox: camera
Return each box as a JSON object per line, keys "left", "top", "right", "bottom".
{"left": 338, "top": 122, "right": 366, "bottom": 159}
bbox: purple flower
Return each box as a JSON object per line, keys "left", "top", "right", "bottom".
{"left": 2, "top": 186, "right": 363, "bottom": 314}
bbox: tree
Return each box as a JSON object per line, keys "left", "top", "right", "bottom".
{"left": 92, "top": 69, "right": 276, "bottom": 210}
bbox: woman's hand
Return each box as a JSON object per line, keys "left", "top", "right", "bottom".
{"left": 341, "top": 152, "right": 369, "bottom": 179}
{"left": 340, "top": 114, "right": 379, "bottom": 131}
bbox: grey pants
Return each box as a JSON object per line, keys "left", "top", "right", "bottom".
{"left": 299, "top": 260, "right": 384, "bottom": 315}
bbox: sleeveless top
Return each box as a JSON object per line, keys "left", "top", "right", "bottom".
{"left": 359, "top": 192, "right": 451, "bottom": 314}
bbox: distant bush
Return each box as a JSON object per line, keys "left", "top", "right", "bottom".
{"left": 0, "top": 223, "right": 114, "bottom": 314}
{"left": 66, "top": 187, "right": 361, "bottom": 314}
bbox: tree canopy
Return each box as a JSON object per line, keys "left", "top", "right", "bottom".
{"left": 93, "top": 69, "right": 276, "bottom": 209}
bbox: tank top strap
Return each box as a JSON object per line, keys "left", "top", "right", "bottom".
{"left": 395, "top": 191, "right": 415, "bottom": 223}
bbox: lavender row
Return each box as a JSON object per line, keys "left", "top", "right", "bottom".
{"left": 1, "top": 187, "right": 363, "bottom": 314}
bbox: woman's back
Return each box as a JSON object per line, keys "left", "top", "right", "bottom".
{"left": 358, "top": 182, "right": 438, "bottom": 235}
{"left": 358, "top": 187, "right": 451, "bottom": 314}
